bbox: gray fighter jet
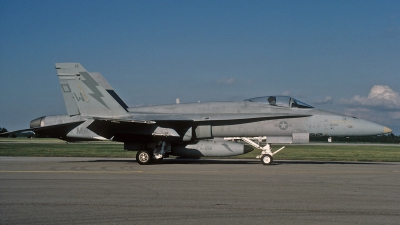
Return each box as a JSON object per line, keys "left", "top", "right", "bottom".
{"left": 9, "top": 63, "right": 393, "bottom": 165}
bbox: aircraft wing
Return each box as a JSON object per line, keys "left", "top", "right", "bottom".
{"left": 93, "top": 113, "right": 311, "bottom": 124}
{"left": 85, "top": 113, "right": 312, "bottom": 140}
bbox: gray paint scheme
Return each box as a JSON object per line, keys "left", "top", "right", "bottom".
{"left": 59, "top": 80, "right": 80, "bottom": 116}
{"left": 56, "top": 63, "right": 128, "bottom": 117}
{"left": 9, "top": 63, "right": 392, "bottom": 163}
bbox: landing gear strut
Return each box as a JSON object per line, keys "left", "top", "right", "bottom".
{"left": 239, "top": 138, "right": 285, "bottom": 165}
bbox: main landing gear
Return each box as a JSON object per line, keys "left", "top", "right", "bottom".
{"left": 135, "top": 141, "right": 169, "bottom": 165}
{"left": 136, "top": 150, "right": 152, "bottom": 165}
{"left": 239, "top": 137, "right": 285, "bottom": 165}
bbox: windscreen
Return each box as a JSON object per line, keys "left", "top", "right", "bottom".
{"left": 291, "top": 99, "right": 313, "bottom": 108}
{"left": 244, "top": 96, "right": 291, "bottom": 108}
{"left": 245, "top": 96, "right": 313, "bottom": 109}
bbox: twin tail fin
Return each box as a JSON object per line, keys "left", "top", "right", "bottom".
{"left": 56, "top": 63, "right": 129, "bottom": 117}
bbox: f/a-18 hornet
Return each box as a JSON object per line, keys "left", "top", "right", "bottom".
{"left": 15, "top": 63, "right": 393, "bottom": 165}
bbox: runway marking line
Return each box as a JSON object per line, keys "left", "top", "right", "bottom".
{"left": 0, "top": 170, "right": 144, "bottom": 174}
{"left": 0, "top": 170, "right": 393, "bottom": 175}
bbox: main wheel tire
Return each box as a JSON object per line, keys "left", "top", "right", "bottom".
{"left": 261, "top": 154, "right": 273, "bottom": 165}
{"left": 136, "top": 150, "right": 152, "bottom": 165}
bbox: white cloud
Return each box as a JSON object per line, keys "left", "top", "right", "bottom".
{"left": 216, "top": 77, "right": 236, "bottom": 85}
{"left": 340, "top": 85, "right": 400, "bottom": 110}
{"left": 313, "top": 96, "right": 333, "bottom": 105}
{"left": 282, "top": 91, "right": 291, "bottom": 96}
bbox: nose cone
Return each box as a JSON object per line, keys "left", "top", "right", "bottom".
{"left": 384, "top": 126, "right": 393, "bottom": 134}
{"left": 353, "top": 119, "right": 392, "bottom": 136}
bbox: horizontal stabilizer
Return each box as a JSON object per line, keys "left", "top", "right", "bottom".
{"left": 1, "top": 121, "right": 84, "bottom": 137}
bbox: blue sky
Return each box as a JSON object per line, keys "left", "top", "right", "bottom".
{"left": 1, "top": 0, "right": 399, "bottom": 134}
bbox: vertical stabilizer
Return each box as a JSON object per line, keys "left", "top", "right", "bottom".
{"left": 56, "top": 63, "right": 129, "bottom": 117}
{"left": 89, "top": 72, "right": 129, "bottom": 111}
{"left": 59, "top": 73, "right": 80, "bottom": 116}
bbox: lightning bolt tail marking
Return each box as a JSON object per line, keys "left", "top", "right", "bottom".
{"left": 79, "top": 72, "right": 109, "bottom": 109}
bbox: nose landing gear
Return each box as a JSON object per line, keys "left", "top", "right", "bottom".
{"left": 239, "top": 137, "right": 285, "bottom": 165}
{"left": 261, "top": 154, "right": 273, "bottom": 165}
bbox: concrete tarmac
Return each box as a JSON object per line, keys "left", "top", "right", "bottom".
{"left": 1, "top": 157, "right": 399, "bottom": 224}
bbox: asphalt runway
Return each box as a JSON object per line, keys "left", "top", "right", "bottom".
{"left": 1, "top": 157, "right": 399, "bottom": 225}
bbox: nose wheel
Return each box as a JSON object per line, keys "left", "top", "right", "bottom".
{"left": 227, "top": 137, "right": 285, "bottom": 165}
{"left": 261, "top": 154, "right": 273, "bottom": 165}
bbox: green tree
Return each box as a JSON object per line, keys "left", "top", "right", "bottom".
{"left": 0, "top": 127, "right": 8, "bottom": 133}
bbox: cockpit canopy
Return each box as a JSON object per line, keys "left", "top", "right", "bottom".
{"left": 244, "top": 96, "right": 314, "bottom": 109}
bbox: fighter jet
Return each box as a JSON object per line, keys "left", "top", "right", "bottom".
{"left": 8, "top": 63, "right": 393, "bottom": 165}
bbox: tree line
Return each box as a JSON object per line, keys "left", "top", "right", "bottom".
{"left": 0, "top": 127, "right": 7, "bottom": 133}
{"left": 310, "top": 133, "right": 400, "bottom": 144}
